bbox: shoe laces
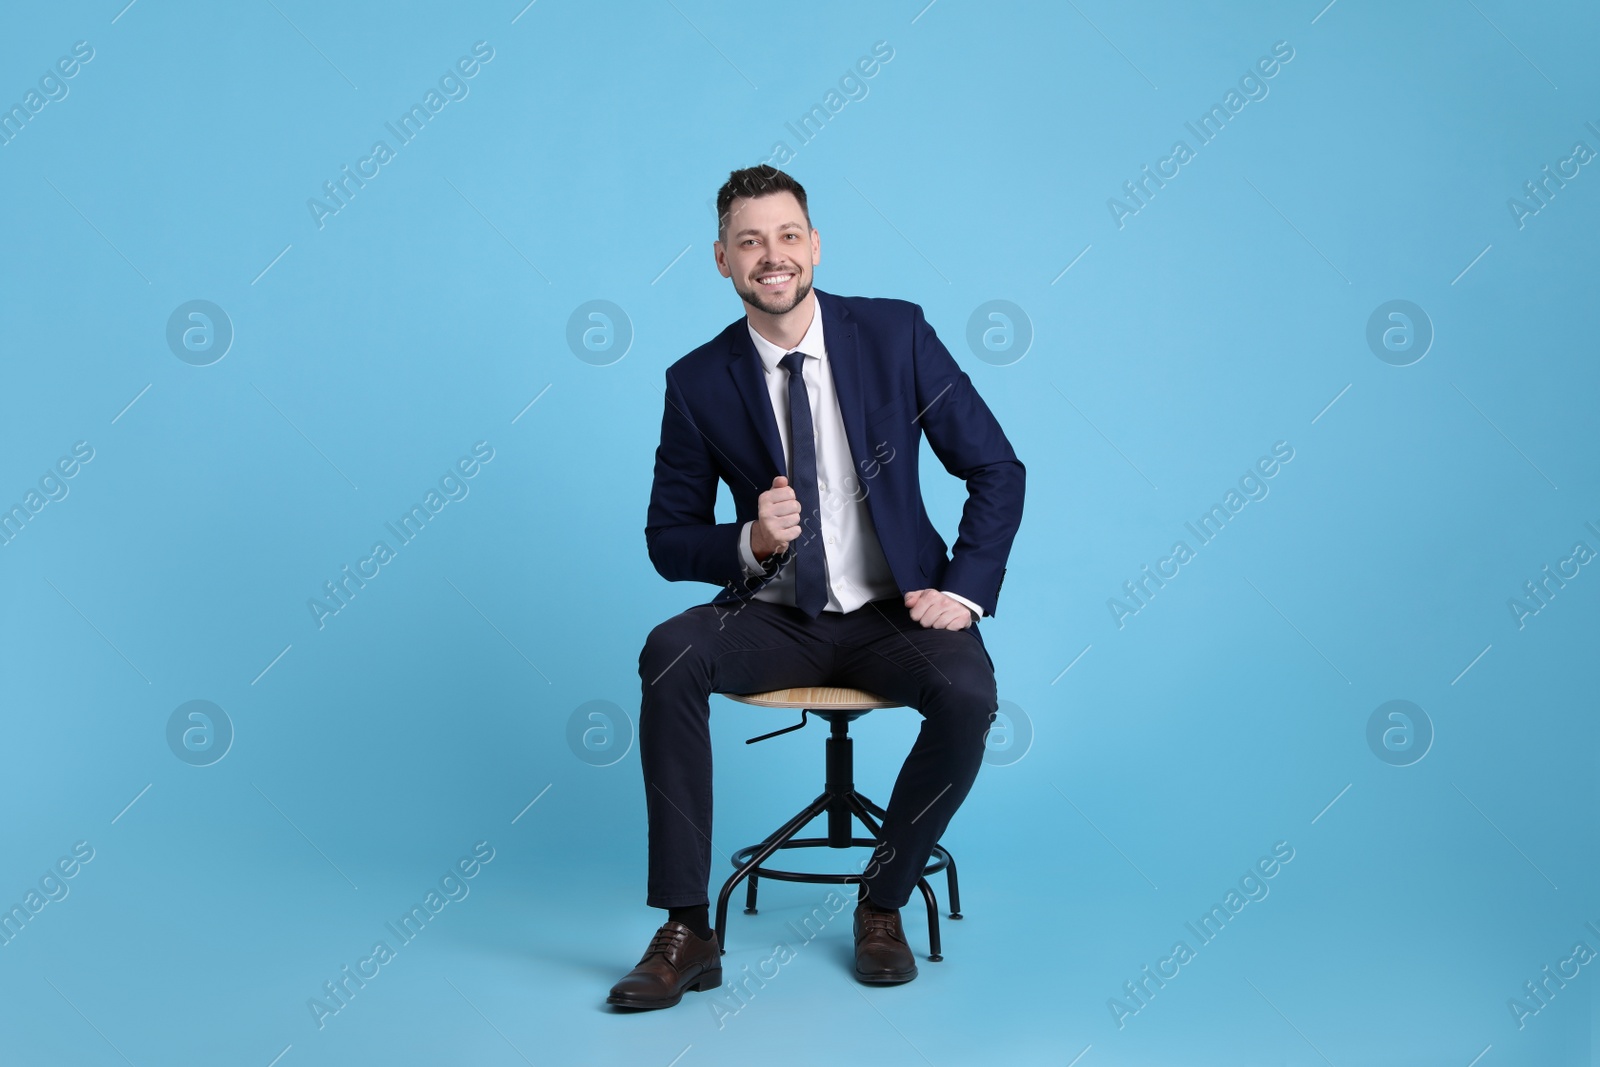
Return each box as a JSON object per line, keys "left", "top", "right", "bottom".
{"left": 858, "top": 906, "right": 901, "bottom": 937}
{"left": 642, "top": 923, "right": 691, "bottom": 962}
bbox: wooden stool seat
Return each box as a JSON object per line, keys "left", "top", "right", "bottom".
{"left": 725, "top": 686, "right": 901, "bottom": 710}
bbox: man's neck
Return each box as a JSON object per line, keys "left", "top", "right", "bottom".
{"left": 746, "top": 291, "right": 817, "bottom": 352}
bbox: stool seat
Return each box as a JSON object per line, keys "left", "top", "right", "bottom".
{"left": 725, "top": 687, "right": 901, "bottom": 710}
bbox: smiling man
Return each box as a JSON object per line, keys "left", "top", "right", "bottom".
{"left": 607, "top": 165, "right": 1024, "bottom": 1011}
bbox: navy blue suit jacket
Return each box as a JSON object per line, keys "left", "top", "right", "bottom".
{"left": 645, "top": 290, "right": 1024, "bottom": 617}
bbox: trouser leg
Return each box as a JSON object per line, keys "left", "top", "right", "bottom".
{"left": 832, "top": 599, "right": 998, "bottom": 909}
{"left": 636, "top": 600, "right": 832, "bottom": 908}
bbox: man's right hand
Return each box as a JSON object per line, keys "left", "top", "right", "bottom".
{"left": 750, "top": 476, "right": 802, "bottom": 562}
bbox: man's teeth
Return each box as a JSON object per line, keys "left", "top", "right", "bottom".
{"left": 758, "top": 273, "right": 794, "bottom": 286}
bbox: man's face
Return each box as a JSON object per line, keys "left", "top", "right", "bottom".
{"left": 715, "top": 191, "right": 820, "bottom": 317}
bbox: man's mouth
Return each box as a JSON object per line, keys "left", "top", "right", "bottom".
{"left": 756, "top": 271, "right": 795, "bottom": 288}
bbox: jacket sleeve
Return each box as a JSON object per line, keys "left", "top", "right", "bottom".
{"left": 910, "top": 303, "right": 1025, "bottom": 617}
{"left": 644, "top": 366, "right": 749, "bottom": 591}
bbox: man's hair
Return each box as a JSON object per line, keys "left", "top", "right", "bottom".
{"left": 716, "top": 165, "right": 810, "bottom": 244}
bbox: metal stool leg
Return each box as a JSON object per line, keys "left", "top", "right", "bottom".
{"left": 845, "top": 795, "right": 943, "bottom": 961}
{"left": 846, "top": 793, "right": 885, "bottom": 839}
{"left": 913, "top": 875, "right": 942, "bottom": 962}
{"left": 743, "top": 808, "right": 804, "bottom": 915}
{"left": 854, "top": 793, "right": 962, "bottom": 919}
{"left": 715, "top": 791, "right": 830, "bottom": 954}
{"left": 931, "top": 845, "right": 962, "bottom": 918}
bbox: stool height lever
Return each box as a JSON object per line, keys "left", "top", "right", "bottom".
{"left": 744, "top": 709, "right": 810, "bottom": 745}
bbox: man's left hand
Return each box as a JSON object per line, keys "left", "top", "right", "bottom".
{"left": 904, "top": 589, "right": 974, "bottom": 630}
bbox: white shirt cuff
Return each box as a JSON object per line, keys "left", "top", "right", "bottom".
{"left": 942, "top": 590, "right": 984, "bottom": 619}
{"left": 739, "top": 521, "right": 767, "bottom": 577}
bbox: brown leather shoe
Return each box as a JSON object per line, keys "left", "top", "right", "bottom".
{"left": 607, "top": 921, "right": 723, "bottom": 1010}
{"left": 853, "top": 900, "right": 918, "bottom": 984}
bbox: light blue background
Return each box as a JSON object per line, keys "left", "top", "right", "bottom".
{"left": 2, "top": 1, "right": 1596, "bottom": 1064}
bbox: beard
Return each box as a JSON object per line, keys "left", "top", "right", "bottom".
{"left": 734, "top": 268, "right": 813, "bottom": 317}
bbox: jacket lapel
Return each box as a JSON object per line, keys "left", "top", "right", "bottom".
{"left": 726, "top": 321, "right": 788, "bottom": 478}
{"left": 818, "top": 292, "right": 869, "bottom": 480}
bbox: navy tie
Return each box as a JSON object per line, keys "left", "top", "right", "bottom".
{"left": 780, "top": 350, "right": 828, "bottom": 617}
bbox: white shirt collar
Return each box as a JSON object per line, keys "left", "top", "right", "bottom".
{"left": 746, "top": 292, "right": 827, "bottom": 374}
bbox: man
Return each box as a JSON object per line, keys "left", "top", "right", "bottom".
{"left": 607, "top": 166, "right": 1024, "bottom": 1011}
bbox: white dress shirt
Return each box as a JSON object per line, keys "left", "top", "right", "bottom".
{"left": 736, "top": 293, "right": 984, "bottom": 619}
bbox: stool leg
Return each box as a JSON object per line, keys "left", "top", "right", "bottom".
{"left": 932, "top": 845, "right": 963, "bottom": 919}
{"left": 847, "top": 794, "right": 944, "bottom": 954}
{"left": 744, "top": 817, "right": 789, "bottom": 915}
{"left": 844, "top": 794, "right": 896, "bottom": 899}
{"left": 913, "top": 875, "right": 942, "bottom": 962}
{"left": 845, "top": 792, "right": 885, "bottom": 838}
{"left": 853, "top": 793, "right": 962, "bottom": 921}
{"left": 715, "top": 791, "right": 830, "bottom": 955}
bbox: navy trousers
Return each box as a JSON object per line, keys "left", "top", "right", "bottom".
{"left": 637, "top": 594, "right": 998, "bottom": 911}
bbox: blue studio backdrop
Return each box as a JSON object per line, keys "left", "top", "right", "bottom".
{"left": 2, "top": 2, "right": 1597, "bottom": 1065}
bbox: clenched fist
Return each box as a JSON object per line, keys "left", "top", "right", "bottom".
{"left": 905, "top": 589, "right": 974, "bottom": 630}
{"left": 750, "top": 476, "right": 805, "bottom": 561}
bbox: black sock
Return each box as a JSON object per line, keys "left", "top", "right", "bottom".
{"left": 666, "top": 904, "right": 712, "bottom": 940}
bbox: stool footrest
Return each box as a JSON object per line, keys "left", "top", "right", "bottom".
{"left": 731, "top": 838, "right": 952, "bottom": 884}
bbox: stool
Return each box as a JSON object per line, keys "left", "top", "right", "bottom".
{"left": 714, "top": 686, "right": 962, "bottom": 962}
